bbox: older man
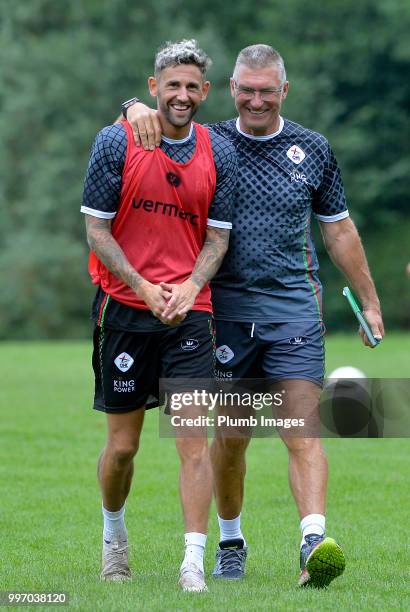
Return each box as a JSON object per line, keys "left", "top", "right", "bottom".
{"left": 123, "top": 43, "right": 383, "bottom": 588}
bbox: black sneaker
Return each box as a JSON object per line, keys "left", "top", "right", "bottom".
{"left": 299, "top": 534, "right": 345, "bottom": 588}
{"left": 212, "top": 538, "right": 247, "bottom": 580}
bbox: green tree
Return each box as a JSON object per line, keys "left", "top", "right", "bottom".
{"left": 0, "top": 0, "right": 231, "bottom": 338}
{"left": 1, "top": 0, "right": 409, "bottom": 337}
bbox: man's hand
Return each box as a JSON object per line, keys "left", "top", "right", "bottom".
{"left": 159, "top": 280, "right": 200, "bottom": 322}
{"left": 360, "top": 307, "right": 384, "bottom": 348}
{"left": 85, "top": 218, "right": 184, "bottom": 326}
{"left": 127, "top": 102, "right": 162, "bottom": 150}
{"left": 158, "top": 227, "right": 230, "bottom": 322}
{"left": 138, "top": 280, "right": 185, "bottom": 326}
{"left": 136, "top": 280, "right": 186, "bottom": 327}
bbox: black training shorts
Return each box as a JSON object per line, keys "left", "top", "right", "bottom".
{"left": 92, "top": 311, "right": 215, "bottom": 413}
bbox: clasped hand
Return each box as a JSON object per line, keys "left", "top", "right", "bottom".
{"left": 138, "top": 279, "right": 199, "bottom": 326}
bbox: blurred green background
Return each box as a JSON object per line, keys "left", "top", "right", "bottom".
{"left": 1, "top": 0, "right": 409, "bottom": 339}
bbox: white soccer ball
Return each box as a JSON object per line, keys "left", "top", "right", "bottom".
{"left": 326, "top": 366, "right": 368, "bottom": 392}
{"left": 323, "top": 366, "right": 371, "bottom": 436}
{"left": 328, "top": 366, "right": 367, "bottom": 380}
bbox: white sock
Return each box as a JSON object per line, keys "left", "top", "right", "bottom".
{"left": 218, "top": 514, "right": 246, "bottom": 545}
{"left": 181, "top": 532, "right": 207, "bottom": 573}
{"left": 102, "top": 504, "right": 127, "bottom": 543}
{"left": 300, "top": 513, "right": 325, "bottom": 547}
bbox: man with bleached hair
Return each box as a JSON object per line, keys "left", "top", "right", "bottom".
{"left": 82, "top": 39, "right": 236, "bottom": 592}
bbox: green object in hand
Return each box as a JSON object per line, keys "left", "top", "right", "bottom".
{"left": 342, "top": 287, "right": 381, "bottom": 347}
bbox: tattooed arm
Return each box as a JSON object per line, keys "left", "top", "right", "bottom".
{"left": 161, "top": 226, "right": 230, "bottom": 320}
{"left": 190, "top": 227, "right": 231, "bottom": 290}
{"left": 85, "top": 215, "right": 173, "bottom": 321}
{"left": 82, "top": 126, "right": 167, "bottom": 317}
{"left": 82, "top": 126, "right": 186, "bottom": 325}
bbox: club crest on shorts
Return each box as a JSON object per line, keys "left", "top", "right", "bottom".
{"left": 289, "top": 336, "right": 308, "bottom": 346}
{"left": 114, "top": 352, "right": 134, "bottom": 372}
{"left": 181, "top": 338, "right": 199, "bottom": 351}
{"left": 216, "top": 345, "right": 234, "bottom": 364}
{"left": 286, "top": 145, "right": 306, "bottom": 164}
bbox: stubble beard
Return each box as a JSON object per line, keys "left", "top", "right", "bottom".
{"left": 159, "top": 100, "right": 198, "bottom": 129}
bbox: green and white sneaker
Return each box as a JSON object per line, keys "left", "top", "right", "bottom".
{"left": 101, "top": 538, "right": 131, "bottom": 582}
{"left": 298, "top": 534, "right": 345, "bottom": 588}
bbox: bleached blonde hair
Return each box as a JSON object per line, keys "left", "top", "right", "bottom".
{"left": 155, "top": 39, "right": 212, "bottom": 77}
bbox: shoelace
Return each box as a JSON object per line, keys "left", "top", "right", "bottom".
{"left": 218, "top": 548, "right": 246, "bottom": 572}
{"left": 305, "top": 534, "right": 323, "bottom": 546}
{"left": 300, "top": 534, "right": 324, "bottom": 569}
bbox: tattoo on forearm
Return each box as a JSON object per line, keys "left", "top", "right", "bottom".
{"left": 190, "top": 227, "right": 229, "bottom": 289}
{"left": 85, "top": 215, "right": 144, "bottom": 290}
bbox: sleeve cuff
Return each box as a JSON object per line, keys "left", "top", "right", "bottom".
{"left": 314, "top": 209, "right": 349, "bottom": 223}
{"left": 207, "top": 218, "right": 232, "bottom": 229}
{"left": 80, "top": 206, "right": 116, "bottom": 219}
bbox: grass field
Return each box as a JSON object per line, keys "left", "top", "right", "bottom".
{"left": 1, "top": 335, "right": 409, "bottom": 611}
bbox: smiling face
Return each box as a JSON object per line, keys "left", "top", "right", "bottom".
{"left": 148, "top": 64, "right": 210, "bottom": 139}
{"left": 231, "top": 63, "right": 288, "bottom": 136}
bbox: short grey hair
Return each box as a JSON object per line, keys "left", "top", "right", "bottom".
{"left": 233, "top": 44, "right": 286, "bottom": 83}
{"left": 155, "top": 39, "right": 212, "bottom": 77}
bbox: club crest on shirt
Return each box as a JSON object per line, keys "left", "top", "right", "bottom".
{"left": 166, "top": 172, "right": 181, "bottom": 187}
{"left": 286, "top": 145, "right": 306, "bottom": 164}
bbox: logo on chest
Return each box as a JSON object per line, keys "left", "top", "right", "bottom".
{"left": 132, "top": 197, "right": 199, "bottom": 226}
{"left": 290, "top": 169, "right": 308, "bottom": 184}
{"left": 286, "top": 145, "right": 306, "bottom": 164}
{"left": 166, "top": 172, "right": 182, "bottom": 187}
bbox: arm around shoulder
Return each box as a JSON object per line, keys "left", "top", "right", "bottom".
{"left": 125, "top": 101, "right": 162, "bottom": 149}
